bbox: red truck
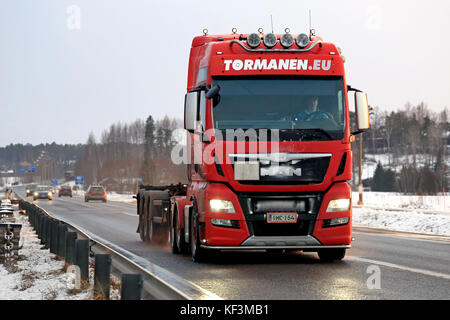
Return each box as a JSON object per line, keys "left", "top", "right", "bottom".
{"left": 136, "top": 29, "right": 370, "bottom": 262}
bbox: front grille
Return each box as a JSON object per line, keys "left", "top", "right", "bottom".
{"left": 231, "top": 155, "right": 331, "bottom": 185}
{"left": 237, "top": 192, "right": 323, "bottom": 237}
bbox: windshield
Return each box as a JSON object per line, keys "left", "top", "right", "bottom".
{"left": 212, "top": 76, "right": 346, "bottom": 141}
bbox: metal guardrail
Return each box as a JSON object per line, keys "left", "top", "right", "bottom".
{"left": 18, "top": 198, "right": 221, "bottom": 300}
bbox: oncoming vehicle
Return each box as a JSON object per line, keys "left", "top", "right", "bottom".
{"left": 136, "top": 29, "right": 370, "bottom": 263}
{"left": 26, "top": 184, "right": 38, "bottom": 197}
{"left": 33, "top": 186, "right": 53, "bottom": 201}
{"left": 85, "top": 185, "right": 107, "bottom": 202}
{"left": 58, "top": 185, "right": 73, "bottom": 197}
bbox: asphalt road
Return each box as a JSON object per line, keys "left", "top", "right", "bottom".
{"left": 15, "top": 187, "right": 450, "bottom": 300}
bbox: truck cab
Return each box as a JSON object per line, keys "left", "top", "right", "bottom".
{"left": 138, "top": 29, "right": 369, "bottom": 262}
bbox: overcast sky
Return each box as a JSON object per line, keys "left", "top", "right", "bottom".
{"left": 1, "top": 0, "right": 449, "bottom": 146}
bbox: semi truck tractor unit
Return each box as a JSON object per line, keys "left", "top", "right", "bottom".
{"left": 136, "top": 29, "right": 370, "bottom": 262}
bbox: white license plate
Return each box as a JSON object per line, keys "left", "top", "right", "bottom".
{"left": 266, "top": 212, "right": 298, "bottom": 224}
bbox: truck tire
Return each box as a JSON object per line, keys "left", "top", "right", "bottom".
{"left": 169, "top": 204, "right": 179, "bottom": 254}
{"left": 318, "top": 248, "right": 346, "bottom": 262}
{"left": 141, "top": 194, "right": 151, "bottom": 242}
{"left": 190, "top": 204, "right": 209, "bottom": 262}
{"left": 138, "top": 192, "right": 147, "bottom": 242}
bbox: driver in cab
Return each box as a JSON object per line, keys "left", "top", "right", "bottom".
{"left": 295, "top": 96, "right": 335, "bottom": 122}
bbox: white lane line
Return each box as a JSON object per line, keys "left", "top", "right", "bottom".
{"left": 347, "top": 256, "right": 450, "bottom": 280}
{"left": 353, "top": 231, "right": 450, "bottom": 244}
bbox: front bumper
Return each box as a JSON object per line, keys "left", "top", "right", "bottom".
{"left": 200, "top": 182, "right": 352, "bottom": 249}
{"left": 201, "top": 235, "right": 351, "bottom": 250}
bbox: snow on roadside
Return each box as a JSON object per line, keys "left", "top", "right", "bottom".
{"left": 72, "top": 190, "right": 136, "bottom": 204}
{"left": 352, "top": 191, "right": 449, "bottom": 212}
{"left": 106, "top": 192, "right": 136, "bottom": 204}
{"left": 353, "top": 207, "right": 450, "bottom": 236}
{"left": 0, "top": 212, "right": 92, "bottom": 300}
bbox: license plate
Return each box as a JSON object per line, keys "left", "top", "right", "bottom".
{"left": 266, "top": 212, "right": 298, "bottom": 224}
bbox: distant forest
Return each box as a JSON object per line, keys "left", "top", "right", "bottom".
{"left": 1, "top": 102, "right": 449, "bottom": 194}
{"left": 0, "top": 143, "right": 84, "bottom": 178}
{"left": 353, "top": 103, "right": 449, "bottom": 194}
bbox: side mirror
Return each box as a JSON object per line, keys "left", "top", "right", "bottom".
{"left": 354, "top": 91, "right": 370, "bottom": 133}
{"left": 184, "top": 92, "right": 199, "bottom": 132}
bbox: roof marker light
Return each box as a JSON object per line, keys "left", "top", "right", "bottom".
{"left": 296, "top": 33, "right": 310, "bottom": 48}
{"left": 280, "top": 29, "right": 294, "bottom": 48}
{"left": 263, "top": 33, "right": 277, "bottom": 48}
{"left": 258, "top": 27, "right": 264, "bottom": 34}
{"left": 203, "top": 28, "right": 208, "bottom": 36}
{"left": 232, "top": 27, "right": 237, "bottom": 34}
{"left": 247, "top": 33, "right": 261, "bottom": 48}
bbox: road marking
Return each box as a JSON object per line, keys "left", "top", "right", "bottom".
{"left": 347, "top": 256, "right": 450, "bottom": 280}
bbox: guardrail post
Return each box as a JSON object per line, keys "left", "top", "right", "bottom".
{"left": 29, "top": 206, "right": 35, "bottom": 228}
{"left": 40, "top": 215, "right": 48, "bottom": 245}
{"left": 57, "top": 224, "right": 68, "bottom": 257}
{"left": 39, "top": 215, "right": 46, "bottom": 244}
{"left": 94, "top": 254, "right": 111, "bottom": 299}
{"left": 36, "top": 213, "right": 43, "bottom": 238}
{"left": 45, "top": 218, "right": 52, "bottom": 248}
{"left": 75, "top": 239, "right": 89, "bottom": 280}
{"left": 65, "top": 231, "right": 77, "bottom": 264}
{"left": 121, "top": 274, "right": 142, "bottom": 300}
{"left": 50, "top": 220, "right": 59, "bottom": 255}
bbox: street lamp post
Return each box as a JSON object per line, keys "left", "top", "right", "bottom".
{"left": 358, "top": 133, "right": 364, "bottom": 205}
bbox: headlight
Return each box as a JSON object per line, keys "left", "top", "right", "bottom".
{"left": 26, "top": 189, "right": 30, "bottom": 193}
{"left": 211, "top": 219, "right": 239, "bottom": 228}
{"left": 34, "top": 192, "right": 38, "bottom": 196}
{"left": 209, "top": 199, "right": 235, "bottom": 213}
{"left": 323, "top": 217, "right": 349, "bottom": 228}
{"left": 326, "top": 199, "right": 351, "bottom": 212}
{"left": 48, "top": 192, "right": 52, "bottom": 197}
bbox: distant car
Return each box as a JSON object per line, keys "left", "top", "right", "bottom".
{"left": 33, "top": 186, "right": 53, "bottom": 201}
{"left": 26, "top": 184, "right": 38, "bottom": 197}
{"left": 58, "top": 185, "right": 73, "bottom": 197}
{"left": 84, "top": 185, "right": 107, "bottom": 202}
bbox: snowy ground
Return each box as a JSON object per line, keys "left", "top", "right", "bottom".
{"left": 352, "top": 191, "right": 450, "bottom": 236}
{"left": 0, "top": 209, "right": 121, "bottom": 300}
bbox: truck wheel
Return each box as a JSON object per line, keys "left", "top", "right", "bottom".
{"left": 190, "top": 207, "right": 209, "bottom": 262}
{"left": 138, "top": 192, "right": 146, "bottom": 241}
{"left": 176, "top": 227, "right": 187, "bottom": 254}
{"left": 318, "top": 248, "right": 346, "bottom": 262}
{"left": 169, "top": 205, "right": 179, "bottom": 254}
